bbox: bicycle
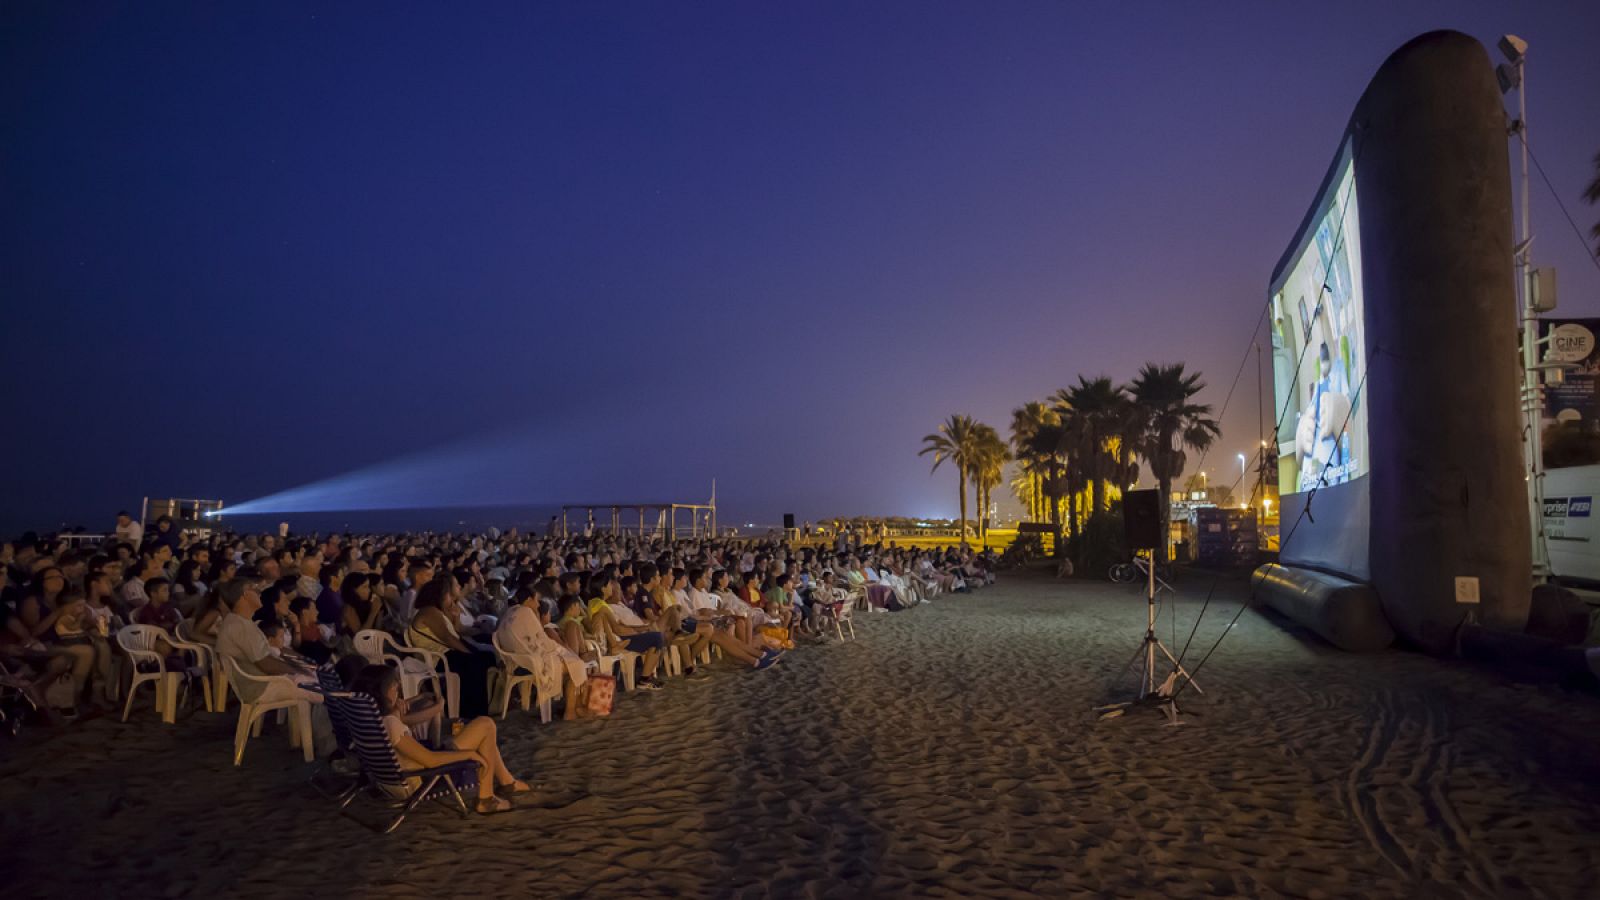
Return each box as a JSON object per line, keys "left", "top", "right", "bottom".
{"left": 1107, "top": 551, "right": 1172, "bottom": 587}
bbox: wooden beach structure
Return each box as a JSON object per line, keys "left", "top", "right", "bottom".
{"left": 557, "top": 499, "right": 717, "bottom": 540}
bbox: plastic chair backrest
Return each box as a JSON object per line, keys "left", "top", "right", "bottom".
{"left": 491, "top": 628, "right": 537, "bottom": 669}
{"left": 397, "top": 631, "right": 450, "bottom": 675}
{"left": 220, "top": 655, "right": 248, "bottom": 683}
{"left": 339, "top": 692, "right": 409, "bottom": 789}
{"left": 353, "top": 630, "right": 391, "bottom": 665}
{"left": 117, "top": 624, "right": 167, "bottom": 660}
{"left": 220, "top": 654, "right": 278, "bottom": 690}
{"left": 490, "top": 628, "right": 514, "bottom": 660}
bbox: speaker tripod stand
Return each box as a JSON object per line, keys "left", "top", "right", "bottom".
{"left": 1100, "top": 549, "right": 1202, "bottom": 726}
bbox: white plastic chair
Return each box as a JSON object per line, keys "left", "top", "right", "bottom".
{"left": 354, "top": 630, "right": 457, "bottom": 719}
{"left": 172, "top": 619, "right": 218, "bottom": 712}
{"left": 396, "top": 633, "right": 461, "bottom": 719}
{"left": 115, "top": 625, "right": 187, "bottom": 724}
{"left": 489, "top": 630, "right": 552, "bottom": 723}
{"left": 584, "top": 640, "right": 637, "bottom": 692}
{"left": 221, "top": 656, "right": 314, "bottom": 766}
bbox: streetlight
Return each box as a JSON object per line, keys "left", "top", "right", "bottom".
{"left": 1237, "top": 452, "right": 1247, "bottom": 479}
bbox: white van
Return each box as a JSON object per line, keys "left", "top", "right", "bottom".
{"left": 1544, "top": 464, "right": 1600, "bottom": 584}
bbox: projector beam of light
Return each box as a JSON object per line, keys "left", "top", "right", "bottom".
{"left": 219, "top": 428, "right": 557, "bottom": 517}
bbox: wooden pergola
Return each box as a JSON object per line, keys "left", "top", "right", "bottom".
{"left": 558, "top": 500, "right": 717, "bottom": 540}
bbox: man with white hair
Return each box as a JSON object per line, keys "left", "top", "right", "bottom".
{"left": 214, "top": 578, "right": 332, "bottom": 755}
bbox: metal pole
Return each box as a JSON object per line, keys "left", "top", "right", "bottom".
{"left": 1513, "top": 59, "right": 1549, "bottom": 582}
{"left": 1144, "top": 549, "right": 1157, "bottom": 697}
{"left": 1254, "top": 339, "right": 1267, "bottom": 506}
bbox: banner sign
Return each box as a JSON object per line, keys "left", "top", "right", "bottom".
{"left": 1542, "top": 319, "right": 1600, "bottom": 430}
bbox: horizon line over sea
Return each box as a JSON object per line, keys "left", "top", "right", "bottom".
{"left": 7, "top": 504, "right": 804, "bottom": 540}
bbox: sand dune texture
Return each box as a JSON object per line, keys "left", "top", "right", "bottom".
{"left": 2, "top": 572, "right": 1598, "bottom": 899}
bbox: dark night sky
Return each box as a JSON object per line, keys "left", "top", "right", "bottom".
{"left": 3, "top": 2, "right": 1598, "bottom": 534}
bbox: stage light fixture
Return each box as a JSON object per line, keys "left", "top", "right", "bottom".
{"left": 1497, "top": 34, "right": 1527, "bottom": 64}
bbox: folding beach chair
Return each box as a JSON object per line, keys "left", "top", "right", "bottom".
{"left": 308, "top": 665, "right": 362, "bottom": 800}
{"left": 330, "top": 690, "right": 478, "bottom": 834}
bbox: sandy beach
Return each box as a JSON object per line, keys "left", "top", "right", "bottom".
{"left": 3, "top": 571, "right": 1598, "bottom": 899}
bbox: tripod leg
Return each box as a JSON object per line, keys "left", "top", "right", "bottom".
{"left": 1117, "top": 641, "right": 1146, "bottom": 685}
{"left": 1142, "top": 639, "right": 1158, "bottom": 699}
{"left": 1155, "top": 639, "right": 1203, "bottom": 695}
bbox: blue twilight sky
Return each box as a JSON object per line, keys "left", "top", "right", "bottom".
{"left": 3, "top": 2, "right": 1599, "bottom": 534}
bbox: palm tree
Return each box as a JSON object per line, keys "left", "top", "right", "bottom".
{"left": 1131, "top": 363, "right": 1221, "bottom": 561}
{"left": 1009, "top": 468, "right": 1042, "bottom": 522}
{"left": 1585, "top": 149, "right": 1600, "bottom": 255}
{"left": 919, "top": 414, "right": 980, "bottom": 546}
{"left": 1009, "top": 401, "right": 1059, "bottom": 522}
{"left": 969, "top": 424, "right": 1010, "bottom": 547}
{"left": 1035, "top": 415, "right": 1071, "bottom": 544}
{"left": 1057, "top": 376, "right": 1126, "bottom": 518}
{"left": 1111, "top": 391, "right": 1147, "bottom": 491}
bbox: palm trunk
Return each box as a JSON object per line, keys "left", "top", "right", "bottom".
{"left": 1066, "top": 474, "right": 1080, "bottom": 542}
{"left": 1157, "top": 475, "right": 1173, "bottom": 562}
{"left": 972, "top": 483, "right": 985, "bottom": 547}
{"left": 957, "top": 470, "right": 969, "bottom": 547}
{"left": 973, "top": 477, "right": 982, "bottom": 543}
{"left": 1047, "top": 463, "right": 1062, "bottom": 553}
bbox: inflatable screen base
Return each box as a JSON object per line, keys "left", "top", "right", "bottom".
{"left": 1255, "top": 563, "right": 1395, "bottom": 652}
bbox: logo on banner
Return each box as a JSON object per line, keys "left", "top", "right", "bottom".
{"left": 1548, "top": 324, "right": 1596, "bottom": 363}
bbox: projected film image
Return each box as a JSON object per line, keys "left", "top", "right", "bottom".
{"left": 1271, "top": 154, "right": 1368, "bottom": 495}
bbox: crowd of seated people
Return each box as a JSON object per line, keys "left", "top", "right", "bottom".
{"left": 0, "top": 512, "right": 996, "bottom": 801}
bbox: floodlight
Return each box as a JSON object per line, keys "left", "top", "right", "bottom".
{"left": 1497, "top": 34, "right": 1527, "bottom": 64}
{"left": 1496, "top": 62, "right": 1521, "bottom": 94}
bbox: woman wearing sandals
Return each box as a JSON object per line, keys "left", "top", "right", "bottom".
{"left": 352, "top": 665, "right": 529, "bottom": 815}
